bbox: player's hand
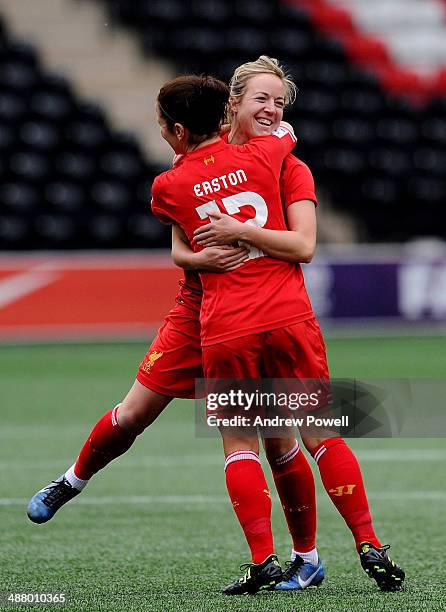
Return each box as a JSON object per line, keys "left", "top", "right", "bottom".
{"left": 278, "top": 120, "right": 294, "bottom": 135}
{"left": 194, "top": 211, "right": 244, "bottom": 247}
{"left": 196, "top": 245, "right": 249, "bottom": 272}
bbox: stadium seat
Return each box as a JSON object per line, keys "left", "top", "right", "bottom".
{"left": 30, "top": 90, "right": 74, "bottom": 122}
{"left": 46, "top": 181, "right": 86, "bottom": 212}
{"left": 88, "top": 214, "right": 123, "bottom": 244}
{"left": 0, "top": 16, "right": 164, "bottom": 249}
{"left": 57, "top": 153, "right": 97, "bottom": 180}
{"left": 0, "top": 122, "right": 14, "bottom": 151}
{"left": 375, "top": 117, "right": 418, "bottom": 146}
{"left": 361, "top": 176, "right": 399, "bottom": 205}
{"left": 413, "top": 148, "right": 446, "bottom": 176}
{"left": 1, "top": 182, "right": 39, "bottom": 212}
{"left": 20, "top": 120, "right": 60, "bottom": 151}
{"left": 0, "top": 215, "right": 30, "bottom": 247}
{"left": 0, "top": 92, "right": 28, "bottom": 122}
{"left": 9, "top": 151, "right": 51, "bottom": 182}
{"left": 368, "top": 147, "right": 411, "bottom": 178}
{"left": 91, "top": 180, "right": 132, "bottom": 211}
{"left": 191, "top": 0, "right": 232, "bottom": 24}
{"left": 234, "top": 0, "right": 277, "bottom": 22}
{"left": 127, "top": 213, "right": 170, "bottom": 245}
{"left": 331, "top": 117, "right": 374, "bottom": 146}
{"left": 35, "top": 214, "right": 79, "bottom": 245}
{"left": 338, "top": 88, "right": 385, "bottom": 116}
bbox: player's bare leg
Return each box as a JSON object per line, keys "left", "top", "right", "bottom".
{"left": 263, "top": 435, "right": 324, "bottom": 591}
{"left": 302, "top": 434, "right": 405, "bottom": 591}
{"left": 118, "top": 380, "right": 170, "bottom": 433}
{"left": 27, "top": 381, "right": 171, "bottom": 524}
{"left": 220, "top": 429, "right": 283, "bottom": 594}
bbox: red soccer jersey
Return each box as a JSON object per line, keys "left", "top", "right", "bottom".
{"left": 178, "top": 152, "right": 318, "bottom": 300}
{"left": 280, "top": 154, "right": 317, "bottom": 208}
{"left": 220, "top": 132, "right": 317, "bottom": 210}
{"left": 151, "top": 128, "right": 314, "bottom": 346}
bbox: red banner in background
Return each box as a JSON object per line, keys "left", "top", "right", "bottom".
{"left": 0, "top": 252, "right": 182, "bottom": 342}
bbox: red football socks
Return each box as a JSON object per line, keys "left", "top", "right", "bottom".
{"left": 225, "top": 451, "right": 274, "bottom": 564}
{"left": 74, "top": 406, "right": 137, "bottom": 480}
{"left": 269, "top": 441, "right": 317, "bottom": 553}
{"left": 312, "top": 437, "right": 381, "bottom": 550}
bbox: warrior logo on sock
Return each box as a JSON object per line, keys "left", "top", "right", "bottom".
{"left": 141, "top": 350, "right": 163, "bottom": 373}
{"left": 329, "top": 484, "right": 356, "bottom": 497}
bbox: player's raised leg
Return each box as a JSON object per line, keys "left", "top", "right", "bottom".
{"left": 27, "top": 381, "right": 171, "bottom": 524}
{"left": 304, "top": 435, "right": 405, "bottom": 591}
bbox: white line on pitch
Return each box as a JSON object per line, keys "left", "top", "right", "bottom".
{"left": 1, "top": 449, "right": 446, "bottom": 470}
{"left": 2, "top": 490, "right": 446, "bottom": 506}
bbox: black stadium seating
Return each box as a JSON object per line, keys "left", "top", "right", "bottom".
{"left": 96, "top": 0, "right": 445, "bottom": 241}
{"left": 0, "top": 16, "right": 169, "bottom": 249}
{"left": 0, "top": 2, "right": 445, "bottom": 248}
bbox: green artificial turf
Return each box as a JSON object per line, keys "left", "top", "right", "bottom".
{"left": 0, "top": 337, "right": 445, "bottom": 611}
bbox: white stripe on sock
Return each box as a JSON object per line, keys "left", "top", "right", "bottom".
{"left": 111, "top": 403, "right": 121, "bottom": 427}
{"left": 275, "top": 441, "right": 300, "bottom": 466}
{"left": 224, "top": 451, "right": 260, "bottom": 471}
{"left": 314, "top": 445, "right": 327, "bottom": 464}
{"left": 225, "top": 450, "right": 258, "bottom": 462}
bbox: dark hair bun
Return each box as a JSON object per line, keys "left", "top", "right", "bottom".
{"left": 158, "top": 75, "right": 229, "bottom": 139}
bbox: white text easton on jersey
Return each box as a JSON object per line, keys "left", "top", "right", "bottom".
{"left": 193, "top": 169, "right": 248, "bottom": 197}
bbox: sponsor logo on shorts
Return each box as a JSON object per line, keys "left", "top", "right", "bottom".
{"left": 141, "top": 350, "right": 163, "bottom": 373}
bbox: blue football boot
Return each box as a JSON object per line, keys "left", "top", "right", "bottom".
{"left": 275, "top": 554, "right": 325, "bottom": 591}
{"left": 27, "top": 476, "right": 80, "bottom": 524}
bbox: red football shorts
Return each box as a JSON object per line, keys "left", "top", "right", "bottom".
{"left": 137, "top": 309, "right": 329, "bottom": 402}
{"left": 202, "top": 318, "right": 330, "bottom": 424}
{"left": 136, "top": 301, "right": 203, "bottom": 399}
{"left": 203, "top": 318, "right": 329, "bottom": 380}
